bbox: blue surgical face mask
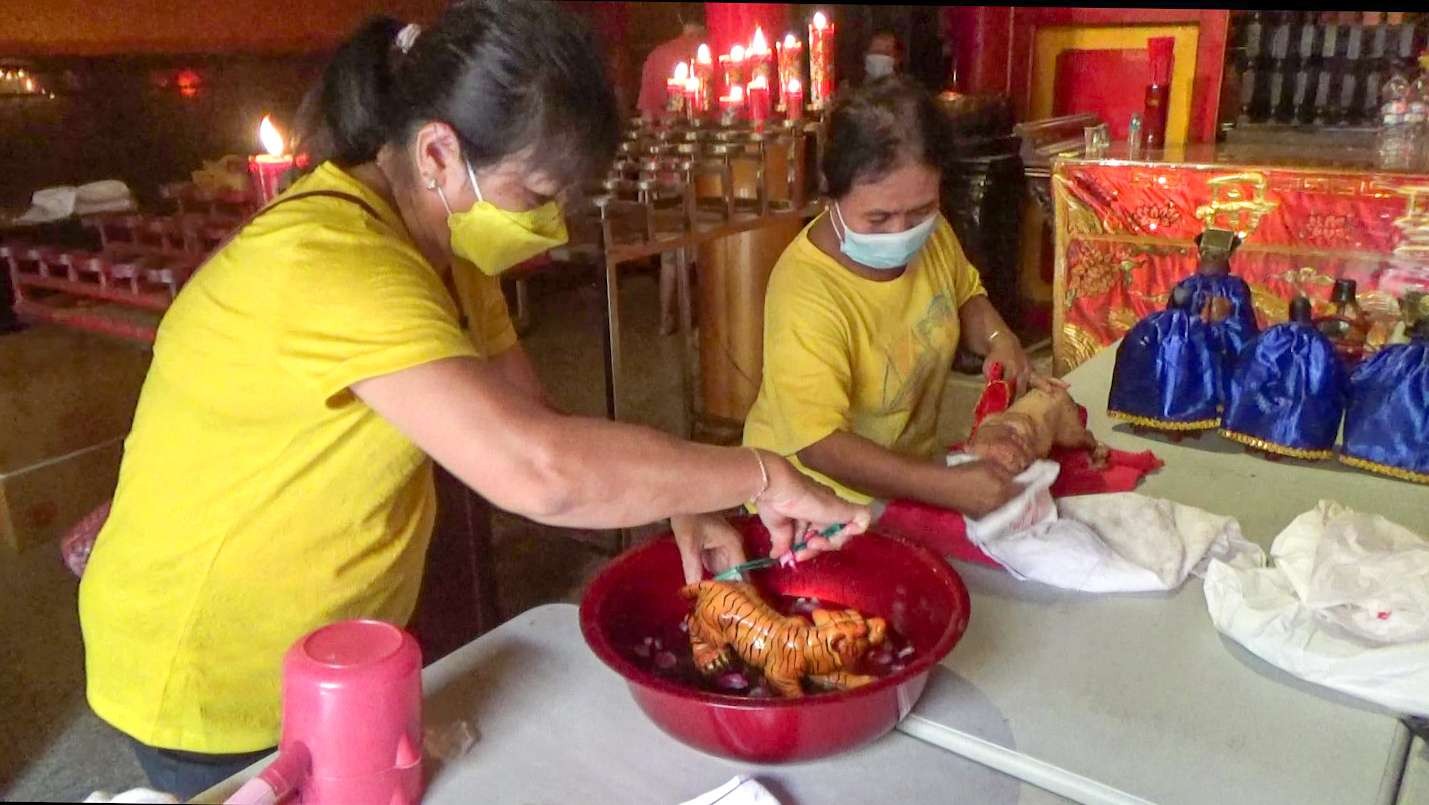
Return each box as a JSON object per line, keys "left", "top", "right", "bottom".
{"left": 833, "top": 202, "right": 937, "bottom": 271}
{"left": 865, "top": 53, "right": 896, "bottom": 79}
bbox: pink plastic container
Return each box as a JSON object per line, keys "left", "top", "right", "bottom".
{"left": 229, "top": 620, "right": 424, "bottom": 805}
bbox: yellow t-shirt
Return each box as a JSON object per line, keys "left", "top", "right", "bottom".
{"left": 79, "top": 162, "right": 516, "bottom": 753}
{"left": 743, "top": 213, "right": 986, "bottom": 504}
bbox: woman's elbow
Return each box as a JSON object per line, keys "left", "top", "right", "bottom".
{"left": 496, "top": 437, "right": 582, "bottom": 523}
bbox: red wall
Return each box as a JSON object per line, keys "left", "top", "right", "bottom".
{"left": 0, "top": 0, "right": 448, "bottom": 55}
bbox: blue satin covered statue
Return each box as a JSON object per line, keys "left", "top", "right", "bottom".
{"left": 1108, "top": 228, "right": 1256, "bottom": 433}
{"left": 1220, "top": 297, "right": 1346, "bottom": 460}
{"left": 1173, "top": 229, "right": 1260, "bottom": 358}
{"left": 1108, "top": 285, "right": 1228, "bottom": 431}
{"left": 1340, "top": 314, "right": 1429, "bottom": 485}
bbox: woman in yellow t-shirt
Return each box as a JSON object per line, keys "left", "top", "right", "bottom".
{"left": 675, "top": 76, "right": 1062, "bottom": 558}
{"left": 78, "top": 2, "right": 866, "bottom": 797}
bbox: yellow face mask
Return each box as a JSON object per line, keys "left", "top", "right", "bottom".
{"left": 435, "top": 160, "right": 568, "bottom": 276}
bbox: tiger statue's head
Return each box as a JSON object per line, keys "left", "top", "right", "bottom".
{"left": 810, "top": 608, "right": 887, "bottom": 666}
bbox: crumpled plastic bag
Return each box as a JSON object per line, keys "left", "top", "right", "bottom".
{"left": 1286, "top": 502, "right": 1429, "bottom": 644}
{"left": 1205, "top": 500, "right": 1429, "bottom": 716}
{"left": 82, "top": 788, "right": 179, "bottom": 804}
{"left": 679, "top": 775, "right": 781, "bottom": 805}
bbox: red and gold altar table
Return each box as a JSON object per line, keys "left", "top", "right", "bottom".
{"left": 1050, "top": 143, "right": 1429, "bottom": 374}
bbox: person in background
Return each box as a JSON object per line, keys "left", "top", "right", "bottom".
{"left": 79, "top": 1, "right": 865, "bottom": 798}
{"left": 672, "top": 76, "right": 1062, "bottom": 579}
{"left": 864, "top": 29, "right": 902, "bottom": 82}
{"left": 636, "top": 2, "right": 707, "bottom": 334}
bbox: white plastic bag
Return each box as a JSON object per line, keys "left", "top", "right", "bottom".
{"left": 1205, "top": 500, "right": 1429, "bottom": 716}
{"left": 1306, "top": 510, "right": 1429, "bottom": 643}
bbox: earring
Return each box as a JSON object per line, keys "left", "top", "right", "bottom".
{"left": 424, "top": 177, "right": 438, "bottom": 191}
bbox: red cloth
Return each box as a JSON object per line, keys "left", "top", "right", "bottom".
{"left": 878, "top": 371, "right": 1162, "bottom": 565}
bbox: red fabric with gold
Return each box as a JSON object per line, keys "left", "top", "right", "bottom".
{"left": 1052, "top": 159, "right": 1429, "bottom": 373}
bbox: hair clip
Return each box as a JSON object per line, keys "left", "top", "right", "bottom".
{"left": 395, "top": 23, "right": 423, "bottom": 55}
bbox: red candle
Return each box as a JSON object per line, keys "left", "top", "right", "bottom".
{"left": 785, "top": 78, "right": 804, "bottom": 121}
{"left": 694, "top": 44, "right": 715, "bottom": 114}
{"left": 747, "top": 26, "right": 774, "bottom": 86}
{"left": 719, "top": 85, "right": 746, "bottom": 126}
{"left": 719, "top": 44, "right": 746, "bottom": 95}
{"left": 776, "top": 34, "right": 802, "bottom": 111}
{"left": 683, "top": 76, "right": 701, "bottom": 123}
{"left": 667, "top": 61, "right": 689, "bottom": 118}
{"left": 248, "top": 115, "right": 293, "bottom": 206}
{"left": 747, "top": 75, "right": 771, "bottom": 124}
{"left": 808, "top": 11, "right": 836, "bottom": 110}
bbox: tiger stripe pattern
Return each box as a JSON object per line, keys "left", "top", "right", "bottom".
{"left": 680, "top": 580, "right": 887, "bottom": 698}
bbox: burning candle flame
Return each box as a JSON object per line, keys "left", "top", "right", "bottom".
{"left": 749, "top": 74, "right": 768, "bottom": 90}
{"left": 674, "top": 61, "right": 689, "bottom": 81}
{"left": 730, "top": 44, "right": 745, "bottom": 62}
{"left": 258, "top": 115, "right": 286, "bottom": 157}
{"left": 783, "top": 33, "right": 798, "bottom": 48}
{"left": 729, "top": 85, "right": 744, "bottom": 102}
{"left": 813, "top": 11, "right": 828, "bottom": 30}
{"left": 787, "top": 78, "right": 802, "bottom": 93}
{"left": 750, "top": 26, "right": 768, "bottom": 54}
{"left": 697, "top": 43, "right": 712, "bottom": 64}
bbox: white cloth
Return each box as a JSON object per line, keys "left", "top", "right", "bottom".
{"left": 82, "top": 789, "right": 179, "bottom": 804}
{"left": 17, "top": 185, "right": 77, "bottom": 223}
{"left": 1205, "top": 500, "right": 1429, "bottom": 716}
{"left": 949, "top": 449, "right": 1259, "bottom": 593}
{"left": 16, "top": 180, "right": 135, "bottom": 222}
{"left": 679, "top": 775, "right": 781, "bottom": 805}
{"left": 946, "top": 453, "right": 1060, "bottom": 544}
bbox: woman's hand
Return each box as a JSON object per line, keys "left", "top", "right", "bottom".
{"left": 985, "top": 333, "right": 1067, "bottom": 398}
{"left": 754, "top": 450, "right": 871, "bottom": 564}
{"left": 671, "top": 514, "right": 748, "bottom": 584}
{"left": 941, "top": 459, "right": 1022, "bottom": 519}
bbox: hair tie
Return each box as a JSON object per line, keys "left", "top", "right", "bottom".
{"left": 395, "top": 23, "right": 423, "bottom": 55}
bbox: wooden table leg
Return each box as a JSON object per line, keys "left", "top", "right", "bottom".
{"left": 408, "top": 465, "right": 502, "bottom": 665}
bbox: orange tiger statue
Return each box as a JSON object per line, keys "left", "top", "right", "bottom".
{"left": 680, "top": 580, "right": 887, "bottom": 698}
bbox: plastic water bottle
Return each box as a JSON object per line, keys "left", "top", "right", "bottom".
{"left": 1378, "top": 66, "right": 1416, "bottom": 169}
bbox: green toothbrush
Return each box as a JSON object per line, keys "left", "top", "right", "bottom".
{"left": 712, "top": 522, "right": 846, "bottom": 581}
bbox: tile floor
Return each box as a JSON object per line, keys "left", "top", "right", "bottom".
{"left": 0, "top": 267, "right": 1044, "bottom": 801}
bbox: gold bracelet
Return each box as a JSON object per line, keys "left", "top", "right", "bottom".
{"left": 746, "top": 447, "right": 770, "bottom": 502}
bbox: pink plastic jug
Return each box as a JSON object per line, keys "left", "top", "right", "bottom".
{"left": 226, "top": 620, "right": 424, "bottom": 805}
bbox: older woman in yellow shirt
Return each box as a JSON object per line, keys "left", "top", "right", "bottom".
{"left": 674, "top": 76, "right": 1059, "bottom": 576}
{"left": 78, "top": 2, "right": 866, "bottom": 797}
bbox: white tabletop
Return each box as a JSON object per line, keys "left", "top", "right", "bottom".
{"left": 1399, "top": 735, "right": 1429, "bottom": 805}
{"left": 914, "top": 344, "right": 1421, "bottom": 805}
{"left": 200, "top": 603, "right": 1068, "bottom": 805}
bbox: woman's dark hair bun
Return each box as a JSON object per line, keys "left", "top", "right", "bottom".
{"left": 308, "top": 0, "right": 618, "bottom": 187}
{"left": 320, "top": 15, "right": 405, "bottom": 165}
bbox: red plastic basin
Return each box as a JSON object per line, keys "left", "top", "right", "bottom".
{"left": 579, "top": 518, "right": 970, "bottom": 763}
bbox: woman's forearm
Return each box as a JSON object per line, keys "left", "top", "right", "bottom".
{"left": 353, "top": 356, "right": 771, "bottom": 527}
{"left": 797, "top": 430, "right": 1015, "bottom": 516}
{"left": 798, "top": 430, "right": 955, "bottom": 507}
{"left": 958, "top": 294, "right": 1017, "bottom": 356}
